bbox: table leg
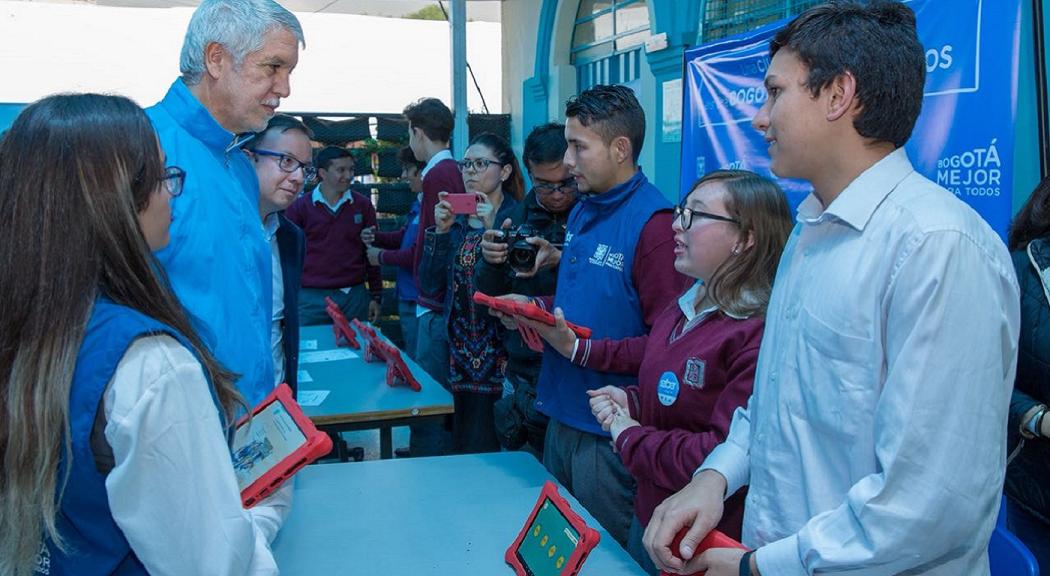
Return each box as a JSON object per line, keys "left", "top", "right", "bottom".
{"left": 380, "top": 427, "right": 393, "bottom": 459}
{"left": 329, "top": 431, "right": 349, "bottom": 463}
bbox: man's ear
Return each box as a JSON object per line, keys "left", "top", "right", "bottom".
{"left": 203, "top": 41, "right": 229, "bottom": 80}
{"left": 612, "top": 135, "right": 632, "bottom": 165}
{"left": 826, "top": 71, "right": 858, "bottom": 122}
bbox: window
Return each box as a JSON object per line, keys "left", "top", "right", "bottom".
{"left": 571, "top": 0, "right": 651, "bottom": 65}
{"left": 699, "top": 0, "right": 825, "bottom": 43}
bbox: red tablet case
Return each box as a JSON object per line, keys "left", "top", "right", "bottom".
{"left": 234, "top": 383, "right": 333, "bottom": 508}
{"left": 659, "top": 529, "right": 748, "bottom": 576}
{"left": 350, "top": 318, "right": 422, "bottom": 391}
{"left": 325, "top": 296, "right": 360, "bottom": 349}
{"left": 506, "top": 481, "right": 601, "bottom": 576}
{"left": 472, "top": 292, "right": 592, "bottom": 353}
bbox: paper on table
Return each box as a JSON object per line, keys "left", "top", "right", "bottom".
{"left": 300, "top": 348, "right": 358, "bottom": 364}
{"left": 297, "top": 390, "right": 330, "bottom": 406}
{"left": 298, "top": 370, "right": 314, "bottom": 383}
{"left": 299, "top": 340, "right": 318, "bottom": 351}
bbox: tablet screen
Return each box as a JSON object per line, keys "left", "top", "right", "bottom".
{"left": 515, "top": 497, "right": 581, "bottom": 576}
{"left": 231, "top": 401, "right": 307, "bottom": 491}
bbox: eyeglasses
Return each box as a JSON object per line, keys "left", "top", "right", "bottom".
{"left": 160, "top": 166, "right": 186, "bottom": 197}
{"left": 252, "top": 149, "right": 317, "bottom": 181}
{"left": 533, "top": 177, "right": 578, "bottom": 194}
{"left": 674, "top": 204, "right": 739, "bottom": 230}
{"left": 457, "top": 158, "right": 505, "bottom": 173}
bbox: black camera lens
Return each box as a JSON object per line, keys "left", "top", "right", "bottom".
{"left": 509, "top": 241, "right": 538, "bottom": 271}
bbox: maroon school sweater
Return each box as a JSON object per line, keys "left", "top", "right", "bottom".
{"left": 573, "top": 300, "right": 762, "bottom": 538}
{"left": 284, "top": 189, "right": 382, "bottom": 297}
{"left": 413, "top": 156, "right": 466, "bottom": 312}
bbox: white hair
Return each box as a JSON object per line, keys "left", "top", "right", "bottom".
{"left": 179, "top": 0, "right": 305, "bottom": 85}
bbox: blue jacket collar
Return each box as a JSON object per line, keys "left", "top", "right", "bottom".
{"left": 160, "top": 79, "right": 251, "bottom": 154}
{"left": 579, "top": 169, "right": 647, "bottom": 212}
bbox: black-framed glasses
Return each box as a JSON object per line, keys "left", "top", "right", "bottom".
{"left": 252, "top": 149, "right": 317, "bottom": 181}
{"left": 457, "top": 158, "right": 505, "bottom": 173}
{"left": 533, "top": 177, "right": 578, "bottom": 194}
{"left": 161, "top": 166, "right": 186, "bottom": 197}
{"left": 674, "top": 204, "right": 739, "bottom": 229}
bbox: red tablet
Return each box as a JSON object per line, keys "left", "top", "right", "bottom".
{"left": 325, "top": 297, "right": 360, "bottom": 349}
{"left": 659, "top": 528, "right": 748, "bottom": 576}
{"left": 506, "top": 481, "right": 601, "bottom": 576}
{"left": 231, "top": 383, "right": 333, "bottom": 508}
{"left": 473, "top": 291, "right": 592, "bottom": 339}
{"left": 351, "top": 319, "right": 422, "bottom": 391}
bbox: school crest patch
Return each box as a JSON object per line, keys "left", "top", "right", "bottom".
{"left": 684, "top": 357, "right": 705, "bottom": 389}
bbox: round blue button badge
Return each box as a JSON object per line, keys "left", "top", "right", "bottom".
{"left": 657, "top": 371, "right": 679, "bottom": 406}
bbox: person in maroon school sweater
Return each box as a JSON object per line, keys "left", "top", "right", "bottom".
{"left": 402, "top": 97, "right": 467, "bottom": 456}
{"left": 285, "top": 145, "right": 382, "bottom": 325}
{"left": 527, "top": 170, "right": 793, "bottom": 575}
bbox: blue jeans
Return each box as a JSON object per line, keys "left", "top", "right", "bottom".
{"left": 398, "top": 300, "right": 419, "bottom": 359}
{"left": 409, "top": 310, "right": 451, "bottom": 456}
{"left": 1007, "top": 497, "right": 1050, "bottom": 571}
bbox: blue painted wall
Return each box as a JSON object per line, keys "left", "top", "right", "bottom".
{"left": 0, "top": 103, "right": 26, "bottom": 134}
{"left": 522, "top": 0, "right": 1045, "bottom": 212}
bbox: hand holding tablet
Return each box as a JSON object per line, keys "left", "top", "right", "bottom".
{"left": 232, "top": 384, "right": 332, "bottom": 508}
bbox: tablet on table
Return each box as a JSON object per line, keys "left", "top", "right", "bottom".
{"left": 506, "top": 481, "right": 600, "bottom": 576}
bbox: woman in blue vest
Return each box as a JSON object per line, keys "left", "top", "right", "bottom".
{"left": 0, "top": 94, "right": 281, "bottom": 575}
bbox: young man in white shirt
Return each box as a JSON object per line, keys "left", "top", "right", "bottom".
{"left": 643, "top": 2, "right": 1021, "bottom": 575}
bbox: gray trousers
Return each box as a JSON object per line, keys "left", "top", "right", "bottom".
{"left": 299, "top": 285, "right": 369, "bottom": 326}
{"left": 542, "top": 419, "right": 636, "bottom": 547}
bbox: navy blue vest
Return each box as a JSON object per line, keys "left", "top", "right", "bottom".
{"left": 535, "top": 171, "right": 671, "bottom": 434}
{"left": 44, "top": 298, "right": 222, "bottom": 575}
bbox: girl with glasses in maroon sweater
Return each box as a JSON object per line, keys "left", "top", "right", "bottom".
{"left": 526, "top": 170, "right": 793, "bottom": 574}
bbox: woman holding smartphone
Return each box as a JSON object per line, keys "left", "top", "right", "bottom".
{"left": 419, "top": 132, "right": 524, "bottom": 454}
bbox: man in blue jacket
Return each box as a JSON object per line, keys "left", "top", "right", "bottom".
{"left": 146, "top": 0, "right": 304, "bottom": 406}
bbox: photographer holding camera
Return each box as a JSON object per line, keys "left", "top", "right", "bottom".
{"left": 476, "top": 123, "right": 578, "bottom": 458}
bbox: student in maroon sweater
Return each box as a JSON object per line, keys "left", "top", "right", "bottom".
{"left": 285, "top": 146, "right": 382, "bottom": 325}
{"left": 527, "top": 170, "right": 793, "bottom": 575}
{"left": 402, "top": 97, "right": 467, "bottom": 456}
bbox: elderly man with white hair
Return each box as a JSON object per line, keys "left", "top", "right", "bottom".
{"left": 147, "top": 0, "right": 304, "bottom": 408}
{"left": 139, "top": 2, "right": 303, "bottom": 572}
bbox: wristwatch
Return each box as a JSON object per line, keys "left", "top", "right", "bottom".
{"left": 740, "top": 551, "right": 755, "bottom": 576}
{"left": 1022, "top": 404, "right": 1047, "bottom": 439}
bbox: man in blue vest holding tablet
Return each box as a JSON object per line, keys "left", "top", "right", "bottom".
{"left": 531, "top": 85, "right": 688, "bottom": 547}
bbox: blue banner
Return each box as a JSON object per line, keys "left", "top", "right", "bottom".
{"left": 680, "top": 0, "right": 1020, "bottom": 238}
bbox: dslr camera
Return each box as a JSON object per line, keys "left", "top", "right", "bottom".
{"left": 497, "top": 224, "right": 541, "bottom": 273}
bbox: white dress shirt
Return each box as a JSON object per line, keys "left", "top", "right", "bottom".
{"left": 103, "top": 335, "right": 290, "bottom": 575}
{"left": 265, "top": 213, "right": 286, "bottom": 386}
{"left": 700, "top": 148, "right": 1020, "bottom": 575}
